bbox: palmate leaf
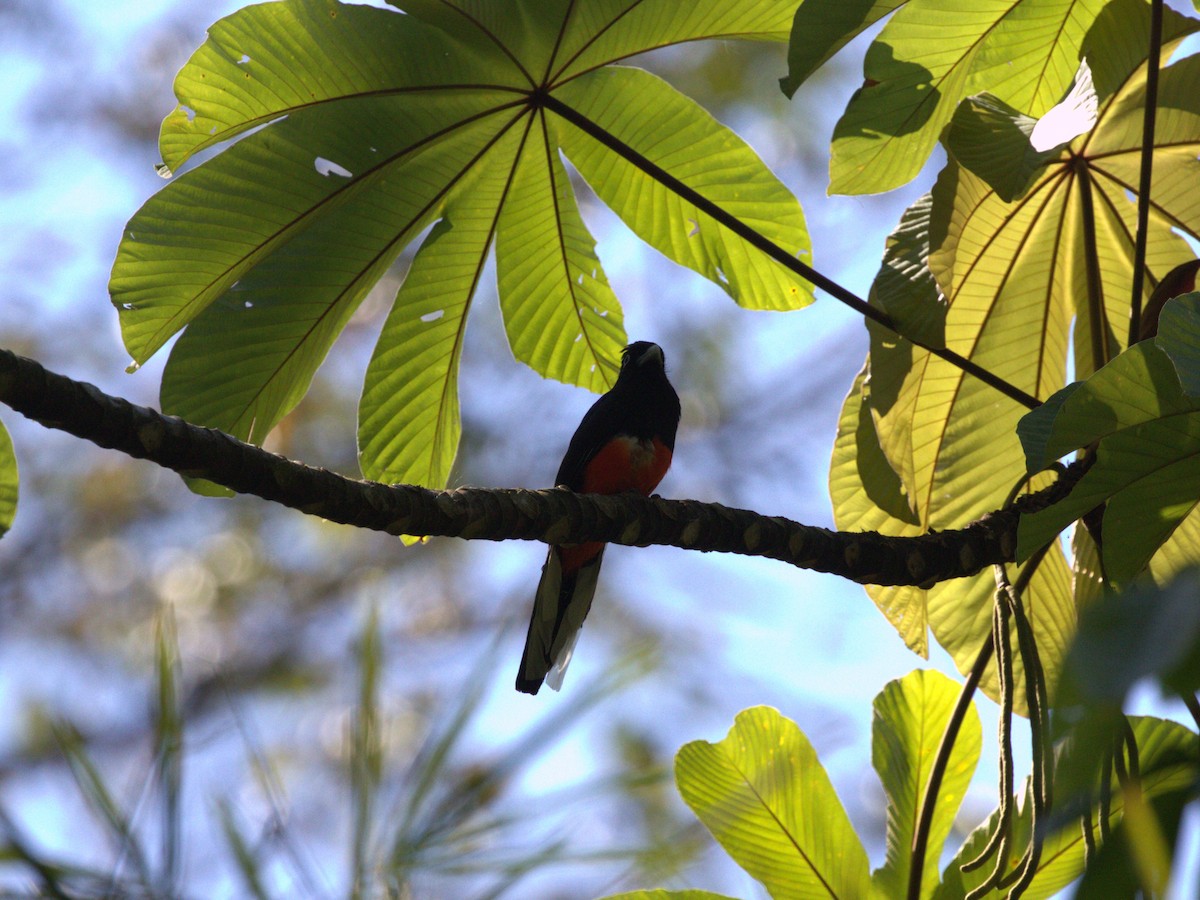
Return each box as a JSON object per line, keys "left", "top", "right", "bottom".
{"left": 1017, "top": 298, "right": 1200, "bottom": 585}
{"left": 675, "top": 707, "right": 870, "bottom": 899}
{"left": 833, "top": 202, "right": 1074, "bottom": 710}
{"left": 840, "top": 0, "right": 1200, "bottom": 694}
{"left": 110, "top": 0, "right": 811, "bottom": 490}
{"left": 825, "top": 0, "right": 1113, "bottom": 195}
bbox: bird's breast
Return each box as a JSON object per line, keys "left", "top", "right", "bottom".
{"left": 582, "top": 434, "right": 673, "bottom": 495}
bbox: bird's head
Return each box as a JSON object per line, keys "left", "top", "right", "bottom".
{"left": 619, "top": 341, "right": 665, "bottom": 375}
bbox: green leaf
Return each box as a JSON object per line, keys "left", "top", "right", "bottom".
{"left": 830, "top": 369, "right": 927, "bottom": 655}
{"left": 833, "top": 364, "right": 1075, "bottom": 714}
{"left": 942, "top": 93, "right": 1055, "bottom": 203}
{"left": 829, "top": 0, "right": 1113, "bottom": 195}
{"left": 676, "top": 707, "right": 870, "bottom": 899}
{"left": 1074, "top": 787, "right": 1188, "bottom": 900}
{"left": 496, "top": 109, "right": 626, "bottom": 392}
{"left": 779, "top": 0, "right": 906, "bottom": 96}
{"left": 358, "top": 208, "right": 495, "bottom": 487}
{"left": 871, "top": 671, "right": 981, "bottom": 900}
{"left": 546, "top": 1, "right": 798, "bottom": 80}
{"left": 869, "top": 192, "right": 946, "bottom": 351}
{"left": 934, "top": 717, "right": 1198, "bottom": 900}
{"left": 1149, "top": 505, "right": 1200, "bottom": 585}
{"left": 554, "top": 67, "right": 813, "bottom": 312}
{"left": 0, "top": 419, "right": 16, "bottom": 537}
{"left": 925, "top": 539, "right": 1075, "bottom": 716}
{"left": 1016, "top": 340, "right": 1200, "bottom": 583}
{"left": 112, "top": 0, "right": 812, "bottom": 491}
{"left": 1070, "top": 516, "right": 1107, "bottom": 610}
{"left": 157, "top": 0, "right": 508, "bottom": 172}
{"left": 1018, "top": 341, "right": 1191, "bottom": 471}
{"left": 1058, "top": 570, "right": 1200, "bottom": 709}
{"left": 157, "top": 110, "right": 507, "bottom": 446}
{"left": 854, "top": 9, "right": 1200, "bottom": 654}
{"left": 852, "top": 179, "right": 1086, "bottom": 707}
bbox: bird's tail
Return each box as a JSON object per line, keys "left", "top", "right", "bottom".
{"left": 516, "top": 546, "right": 604, "bottom": 694}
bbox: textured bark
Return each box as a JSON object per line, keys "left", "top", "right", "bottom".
{"left": 0, "top": 348, "right": 1080, "bottom": 586}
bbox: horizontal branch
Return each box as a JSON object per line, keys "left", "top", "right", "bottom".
{"left": 0, "top": 348, "right": 1079, "bottom": 587}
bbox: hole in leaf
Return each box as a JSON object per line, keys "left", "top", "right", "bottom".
{"left": 315, "top": 157, "right": 353, "bottom": 178}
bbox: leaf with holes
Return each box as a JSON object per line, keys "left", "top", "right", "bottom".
{"left": 109, "top": 0, "right": 810, "bottom": 490}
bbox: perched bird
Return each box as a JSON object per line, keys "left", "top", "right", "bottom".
{"left": 516, "top": 341, "right": 681, "bottom": 695}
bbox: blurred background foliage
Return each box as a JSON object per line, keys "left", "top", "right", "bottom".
{"left": 0, "top": 1, "right": 989, "bottom": 896}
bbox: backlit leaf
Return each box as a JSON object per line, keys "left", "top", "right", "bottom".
{"left": 676, "top": 707, "right": 870, "bottom": 899}
{"left": 872, "top": 670, "right": 981, "bottom": 900}
{"left": 111, "top": 0, "right": 812, "bottom": 491}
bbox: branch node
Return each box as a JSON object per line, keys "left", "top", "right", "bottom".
{"left": 743, "top": 522, "right": 762, "bottom": 551}
{"left": 136, "top": 421, "right": 166, "bottom": 455}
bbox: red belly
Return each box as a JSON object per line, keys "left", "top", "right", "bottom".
{"left": 582, "top": 435, "right": 673, "bottom": 495}
{"left": 560, "top": 435, "right": 673, "bottom": 574}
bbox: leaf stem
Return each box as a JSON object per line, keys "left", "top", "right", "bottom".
{"left": 539, "top": 92, "right": 1041, "bottom": 410}
{"left": 1128, "top": 0, "right": 1164, "bottom": 346}
{"left": 907, "top": 635, "right": 994, "bottom": 900}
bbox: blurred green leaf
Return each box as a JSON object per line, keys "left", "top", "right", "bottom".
{"left": 1074, "top": 787, "right": 1186, "bottom": 899}
{"left": 215, "top": 799, "right": 271, "bottom": 900}
{"left": 352, "top": 606, "right": 383, "bottom": 896}
{"left": 603, "top": 891, "right": 739, "bottom": 900}
{"left": 872, "top": 670, "right": 981, "bottom": 900}
{"left": 1157, "top": 292, "right": 1200, "bottom": 396}
{"left": 111, "top": 0, "right": 809, "bottom": 493}
{"left": 934, "top": 717, "right": 1198, "bottom": 900}
{"left": 52, "top": 721, "right": 156, "bottom": 889}
{"left": 1057, "top": 570, "right": 1200, "bottom": 712}
{"left": 0, "top": 419, "right": 16, "bottom": 537}
{"left": 675, "top": 707, "right": 870, "bottom": 899}
{"left": 154, "top": 608, "right": 184, "bottom": 890}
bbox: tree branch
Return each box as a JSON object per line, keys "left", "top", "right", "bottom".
{"left": 0, "top": 348, "right": 1081, "bottom": 587}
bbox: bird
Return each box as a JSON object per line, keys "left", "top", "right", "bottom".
{"left": 516, "top": 341, "right": 681, "bottom": 695}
